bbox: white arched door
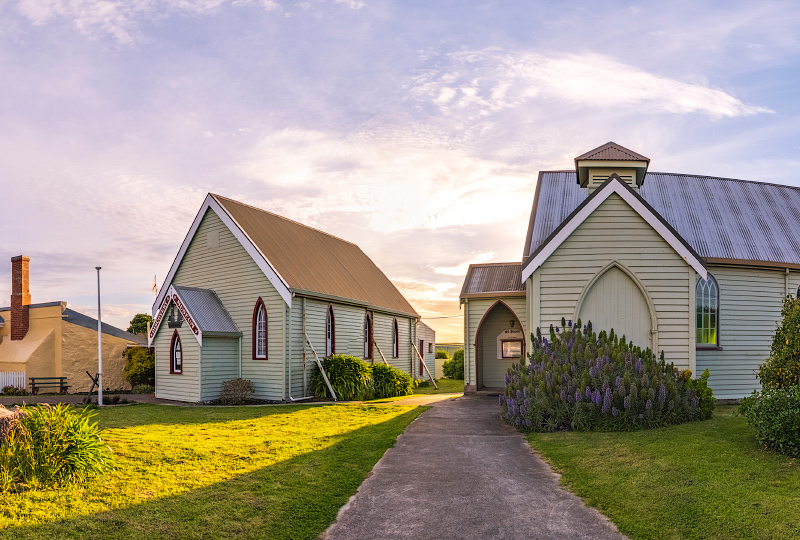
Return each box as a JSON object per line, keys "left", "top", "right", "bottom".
{"left": 578, "top": 266, "right": 652, "bottom": 349}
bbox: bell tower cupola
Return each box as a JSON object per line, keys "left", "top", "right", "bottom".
{"left": 575, "top": 142, "right": 650, "bottom": 193}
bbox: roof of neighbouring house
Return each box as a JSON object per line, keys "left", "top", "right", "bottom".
{"left": 0, "top": 314, "right": 4, "bottom": 327}
{"left": 574, "top": 142, "right": 650, "bottom": 162}
{"left": 212, "top": 194, "right": 419, "bottom": 317}
{"left": 460, "top": 263, "right": 526, "bottom": 299}
{"left": 172, "top": 286, "right": 241, "bottom": 335}
{"left": 524, "top": 171, "right": 800, "bottom": 268}
{"left": 62, "top": 308, "right": 146, "bottom": 345}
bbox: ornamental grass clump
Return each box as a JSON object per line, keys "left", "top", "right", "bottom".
{"left": 501, "top": 318, "right": 715, "bottom": 432}
{"left": 370, "top": 363, "right": 417, "bottom": 398}
{"left": 0, "top": 404, "right": 114, "bottom": 492}
{"left": 310, "top": 355, "right": 418, "bottom": 400}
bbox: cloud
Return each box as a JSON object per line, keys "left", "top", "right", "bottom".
{"left": 238, "top": 128, "right": 538, "bottom": 233}
{"left": 434, "top": 252, "right": 495, "bottom": 276}
{"left": 410, "top": 48, "right": 772, "bottom": 119}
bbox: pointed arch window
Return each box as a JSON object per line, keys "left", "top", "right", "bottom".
{"left": 363, "top": 312, "right": 373, "bottom": 360}
{"left": 170, "top": 331, "right": 182, "bottom": 374}
{"left": 696, "top": 274, "right": 719, "bottom": 347}
{"left": 253, "top": 298, "right": 268, "bottom": 360}
{"left": 326, "top": 304, "right": 336, "bottom": 357}
{"left": 392, "top": 318, "right": 399, "bottom": 358}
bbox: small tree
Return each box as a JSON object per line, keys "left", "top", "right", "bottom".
{"left": 442, "top": 348, "right": 464, "bottom": 379}
{"left": 127, "top": 314, "right": 153, "bottom": 335}
{"left": 758, "top": 296, "right": 800, "bottom": 389}
{"left": 124, "top": 347, "right": 155, "bottom": 388}
{"left": 435, "top": 350, "right": 449, "bottom": 360}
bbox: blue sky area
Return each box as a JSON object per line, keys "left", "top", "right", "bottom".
{"left": 1, "top": 0, "right": 798, "bottom": 340}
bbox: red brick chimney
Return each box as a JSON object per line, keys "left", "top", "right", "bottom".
{"left": 11, "top": 255, "right": 31, "bottom": 341}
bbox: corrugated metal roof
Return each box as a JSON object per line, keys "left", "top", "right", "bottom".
{"left": 0, "top": 314, "right": 4, "bottom": 326}
{"left": 173, "top": 286, "right": 240, "bottom": 334}
{"left": 460, "top": 263, "right": 526, "bottom": 297}
{"left": 62, "top": 308, "right": 146, "bottom": 344}
{"left": 575, "top": 142, "right": 650, "bottom": 162}
{"left": 213, "top": 195, "right": 419, "bottom": 317}
{"left": 525, "top": 172, "right": 800, "bottom": 266}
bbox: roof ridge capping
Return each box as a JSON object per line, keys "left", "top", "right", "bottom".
{"left": 575, "top": 141, "right": 650, "bottom": 162}
{"left": 210, "top": 193, "right": 359, "bottom": 247}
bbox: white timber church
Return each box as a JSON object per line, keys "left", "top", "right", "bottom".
{"left": 149, "top": 194, "right": 435, "bottom": 403}
{"left": 460, "top": 142, "right": 800, "bottom": 399}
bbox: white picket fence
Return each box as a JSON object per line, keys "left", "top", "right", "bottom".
{"left": 0, "top": 372, "right": 26, "bottom": 390}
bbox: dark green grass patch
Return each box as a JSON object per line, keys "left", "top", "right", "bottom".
{"left": 0, "top": 403, "right": 424, "bottom": 540}
{"left": 528, "top": 404, "right": 800, "bottom": 540}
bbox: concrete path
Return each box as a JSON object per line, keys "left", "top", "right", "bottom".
{"left": 324, "top": 394, "right": 626, "bottom": 540}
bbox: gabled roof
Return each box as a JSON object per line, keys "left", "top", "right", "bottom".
{"left": 521, "top": 175, "right": 707, "bottom": 282}
{"left": 149, "top": 285, "right": 241, "bottom": 346}
{"left": 525, "top": 171, "right": 800, "bottom": 269}
{"left": 153, "top": 194, "right": 418, "bottom": 318}
{"left": 460, "top": 263, "right": 526, "bottom": 299}
{"left": 574, "top": 142, "right": 650, "bottom": 162}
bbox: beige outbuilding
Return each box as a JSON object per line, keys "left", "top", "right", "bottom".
{"left": 0, "top": 256, "right": 144, "bottom": 393}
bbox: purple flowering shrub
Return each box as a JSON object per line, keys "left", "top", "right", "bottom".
{"left": 501, "top": 318, "right": 715, "bottom": 432}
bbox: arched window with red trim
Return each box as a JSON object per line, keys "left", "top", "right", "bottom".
{"left": 363, "top": 312, "right": 373, "bottom": 360}
{"left": 170, "top": 330, "right": 182, "bottom": 374}
{"left": 392, "top": 318, "right": 399, "bottom": 358}
{"left": 253, "top": 298, "right": 268, "bottom": 360}
{"left": 326, "top": 304, "right": 335, "bottom": 357}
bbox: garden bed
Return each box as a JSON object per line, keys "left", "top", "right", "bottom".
{"left": 528, "top": 404, "right": 800, "bottom": 539}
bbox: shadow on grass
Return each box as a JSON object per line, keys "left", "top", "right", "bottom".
{"left": 2, "top": 408, "right": 422, "bottom": 540}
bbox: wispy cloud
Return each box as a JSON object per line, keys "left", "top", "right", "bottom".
{"left": 410, "top": 48, "right": 772, "bottom": 119}
{"left": 435, "top": 252, "right": 495, "bottom": 276}
{"left": 238, "top": 128, "right": 537, "bottom": 233}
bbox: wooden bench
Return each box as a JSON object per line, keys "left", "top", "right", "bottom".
{"left": 29, "top": 377, "right": 70, "bottom": 395}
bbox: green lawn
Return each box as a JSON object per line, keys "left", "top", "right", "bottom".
{"left": 414, "top": 378, "right": 464, "bottom": 394}
{"left": 528, "top": 404, "right": 800, "bottom": 540}
{"left": 1, "top": 403, "right": 424, "bottom": 539}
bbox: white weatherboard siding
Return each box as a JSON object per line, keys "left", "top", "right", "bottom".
{"left": 532, "top": 193, "right": 694, "bottom": 369}
{"left": 464, "top": 297, "right": 526, "bottom": 389}
{"left": 201, "top": 338, "right": 239, "bottom": 401}
{"left": 289, "top": 297, "right": 415, "bottom": 398}
{"left": 697, "top": 266, "right": 788, "bottom": 399}
{"left": 154, "top": 323, "right": 200, "bottom": 402}
{"left": 170, "top": 209, "right": 285, "bottom": 401}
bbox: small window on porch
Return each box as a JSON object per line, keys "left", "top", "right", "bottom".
{"left": 501, "top": 340, "right": 523, "bottom": 358}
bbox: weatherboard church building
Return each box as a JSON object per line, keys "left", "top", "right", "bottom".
{"left": 461, "top": 142, "right": 800, "bottom": 399}
{"left": 149, "top": 194, "right": 435, "bottom": 403}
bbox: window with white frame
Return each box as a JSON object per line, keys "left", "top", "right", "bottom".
{"left": 170, "top": 331, "right": 182, "bottom": 374}
{"left": 363, "top": 313, "right": 373, "bottom": 359}
{"left": 392, "top": 318, "right": 399, "bottom": 358}
{"left": 696, "top": 274, "right": 719, "bottom": 346}
{"left": 326, "top": 305, "right": 335, "bottom": 357}
{"left": 253, "top": 299, "right": 267, "bottom": 359}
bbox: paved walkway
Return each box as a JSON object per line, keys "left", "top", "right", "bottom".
{"left": 324, "top": 394, "right": 626, "bottom": 540}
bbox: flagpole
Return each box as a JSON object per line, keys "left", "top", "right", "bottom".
{"left": 96, "top": 267, "right": 103, "bottom": 407}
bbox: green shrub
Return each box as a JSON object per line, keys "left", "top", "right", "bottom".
{"left": 757, "top": 296, "right": 800, "bottom": 389}
{"left": 739, "top": 386, "right": 800, "bottom": 457}
{"left": 219, "top": 378, "right": 256, "bottom": 405}
{"left": 1, "top": 386, "right": 26, "bottom": 396}
{"left": 371, "top": 364, "right": 417, "bottom": 398}
{"left": 0, "top": 404, "right": 115, "bottom": 492}
{"left": 442, "top": 349, "right": 464, "bottom": 379}
{"left": 123, "top": 347, "right": 155, "bottom": 388}
{"left": 501, "top": 320, "right": 715, "bottom": 432}
{"left": 310, "top": 355, "right": 373, "bottom": 401}
{"left": 131, "top": 384, "right": 154, "bottom": 395}
{"left": 435, "top": 350, "right": 449, "bottom": 360}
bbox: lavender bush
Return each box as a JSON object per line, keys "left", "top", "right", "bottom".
{"left": 501, "top": 318, "right": 715, "bottom": 432}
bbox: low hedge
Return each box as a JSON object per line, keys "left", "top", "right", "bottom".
{"left": 310, "top": 355, "right": 417, "bottom": 400}
{"left": 739, "top": 386, "right": 800, "bottom": 457}
{"left": 501, "top": 319, "right": 715, "bottom": 432}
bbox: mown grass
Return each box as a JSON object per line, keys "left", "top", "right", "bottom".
{"left": 0, "top": 403, "right": 424, "bottom": 540}
{"left": 414, "top": 379, "right": 464, "bottom": 394}
{"left": 528, "top": 404, "right": 800, "bottom": 540}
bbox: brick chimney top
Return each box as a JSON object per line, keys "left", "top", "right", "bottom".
{"left": 11, "top": 255, "right": 31, "bottom": 341}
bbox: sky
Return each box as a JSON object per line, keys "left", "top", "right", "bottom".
{"left": 1, "top": 0, "right": 798, "bottom": 342}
